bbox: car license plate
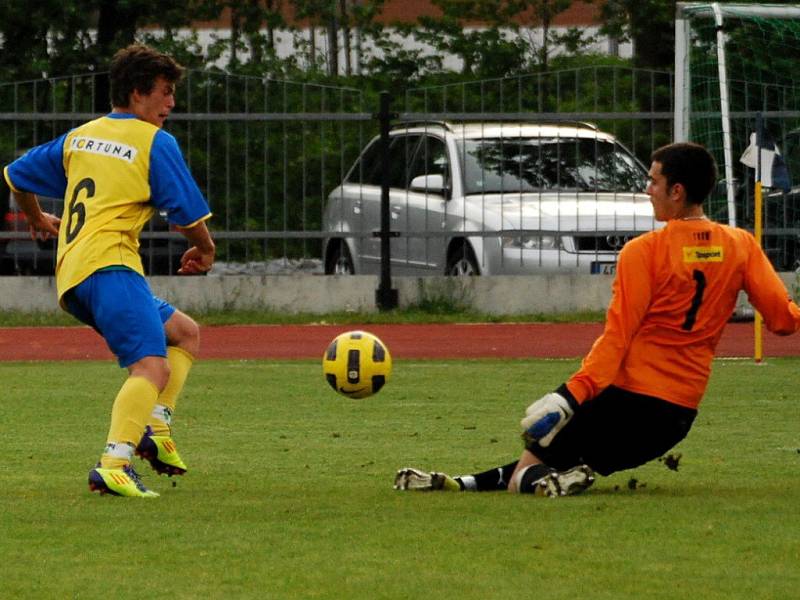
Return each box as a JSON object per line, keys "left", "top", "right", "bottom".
{"left": 590, "top": 262, "right": 616, "bottom": 275}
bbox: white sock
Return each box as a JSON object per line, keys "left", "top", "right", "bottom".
{"left": 456, "top": 475, "right": 477, "bottom": 491}
{"left": 150, "top": 404, "right": 173, "bottom": 427}
{"left": 103, "top": 442, "right": 135, "bottom": 461}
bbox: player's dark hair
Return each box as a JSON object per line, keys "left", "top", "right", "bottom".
{"left": 109, "top": 44, "right": 184, "bottom": 108}
{"left": 651, "top": 142, "right": 717, "bottom": 205}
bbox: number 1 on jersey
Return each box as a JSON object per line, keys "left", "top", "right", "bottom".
{"left": 682, "top": 269, "right": 707, "bottom": 331}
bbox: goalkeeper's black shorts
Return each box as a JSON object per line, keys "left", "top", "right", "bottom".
{"left": 526, "top": 385, "right": 697, "bottom": 476}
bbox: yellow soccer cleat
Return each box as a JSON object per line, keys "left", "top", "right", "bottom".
{"left": 393, "top": 467, "right": 462, "bottom": 491}
{"left": 88, "top": 464, "right": 159, "bottom": 498}
{"left": 136, "top": 426, "right": 188, "bottom": 476}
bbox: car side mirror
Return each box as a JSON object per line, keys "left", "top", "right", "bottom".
{"left": 409, "top": 174, "right": 447, "bottom": 196}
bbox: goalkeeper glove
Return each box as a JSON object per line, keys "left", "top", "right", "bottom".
{"left": 520, "top": 389, "right": 578, "bottom": 448}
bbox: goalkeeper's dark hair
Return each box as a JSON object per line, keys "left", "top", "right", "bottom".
{"left": 651, "top": 142, "right": 717, "bottom": 205}
{"left": 109, "top": 44, "right": 184, "bottom": 109}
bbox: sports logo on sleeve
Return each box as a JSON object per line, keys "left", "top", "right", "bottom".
{"left": 683, "top": 246, "right": 723, "bottom": 262}
{"left": 70, "top": 137, "right": 137, "bottom": 163}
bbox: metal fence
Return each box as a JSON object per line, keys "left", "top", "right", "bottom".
{"left": 0, "top": 66, "right": 676, "bottom": 277}
{"left": 0, "top": 70, "right": 370, "bottom": 275}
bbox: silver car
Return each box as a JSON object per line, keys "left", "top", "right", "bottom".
{"left": 323, "top": 121, "right": 659, "bottom": 276}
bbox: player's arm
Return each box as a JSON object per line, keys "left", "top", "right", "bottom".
{"left": 521, "top": 239, "right": 654, "bottom": 446}
{"left": 176, "top": 218, "right": 215, "bottom": 274}
{"left": 148, "top": 130, "right": 215, "bottom": 274}
{"left": 742, "top": 233, "right": 800, "bottom": 334}
{"left": 4, "top": 138, "right": 67, "bottom": 241}
{"left": 11, "top": 189, "right": 60, "bottom": 240}
{"left": 564, "top": 239, "right": 653, "bottom": 401}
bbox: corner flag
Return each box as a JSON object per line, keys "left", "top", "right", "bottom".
{"left": 739, "top": 131, "right": 791, "bottom": 191}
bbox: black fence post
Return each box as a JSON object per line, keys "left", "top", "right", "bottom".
{"left": 375, "top": 90, "right": 398, "bottom": 311}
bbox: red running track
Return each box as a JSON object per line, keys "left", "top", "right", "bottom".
{"left": 0, "top": 322, "right": 796, "bottom": 361}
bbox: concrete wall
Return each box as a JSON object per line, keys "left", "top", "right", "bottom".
{"left": 3, "top": 272, "right": 792, "bottom": 315}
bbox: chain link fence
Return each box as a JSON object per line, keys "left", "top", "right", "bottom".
{"left": 1, "top": 66, "right": 679, "bottom": 277}
{"left": 0, "top": 70, "right": 371, "bottom": 274}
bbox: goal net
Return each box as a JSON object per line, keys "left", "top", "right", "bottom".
{"left": 675, "top": 2, "right": 800, "bottom": 269}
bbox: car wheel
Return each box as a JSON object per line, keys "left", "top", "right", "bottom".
{"left": 446, "top": 243, "right": 480, "bottom": 276}
{"left": 326, "top": 241, "right": 355, "bottom": 275}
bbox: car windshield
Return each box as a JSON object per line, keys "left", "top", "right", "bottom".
{"left": 458, "top": 137, "right": 648, "bottom": 195}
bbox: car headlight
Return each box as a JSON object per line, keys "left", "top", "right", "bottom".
{"left": 501, "top": 235, "right": 559, "bottom": 250}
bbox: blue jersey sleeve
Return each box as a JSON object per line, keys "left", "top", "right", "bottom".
{"left": 5, "top": 133, "right": 69, "bottom": 198}
{"left": 149, "top": 130, "right": 211, "bottom": 227}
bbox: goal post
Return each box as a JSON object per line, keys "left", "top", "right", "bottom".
{"left": 674, "top": 2, "right": 800, "bottom": 232}
{"left": 675, "top": 3, "right": 800, "bottom": 141}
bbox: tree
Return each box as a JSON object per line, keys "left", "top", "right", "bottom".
{"left": 596, "top": 0, "right": 676, "bottom": 69}
{"left": 360, "top": 27, "right": 441, "bottom": 87}
{"left": 0, "top": 0, "right": 201, "bottom": 108}
{"left": 339, "top": 0, "right": 352, "bottom": 75}
{"left": 290, "top": 0, "right": 338, "bottom": 75}
{"left": 196, "top": 0, "right": 288, "bottom": 71}
{"left": 509, "top": 0, "right": 574, "bottom": 72}
{"left": 348, "top": 0, "right": 386, "bottom": 75}
{"left": 599, "top": 0, "right": 777, "bottom": 70}
{"left": 0, "top": 1, "right": 91, "bottom": 81}
{"left": 409, "top": 0, "right": 589, "bottom": 77}
{"left": 412, "top": 0, "right": 529, "bottom": 77}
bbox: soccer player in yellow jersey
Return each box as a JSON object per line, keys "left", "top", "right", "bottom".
{"left": 395, "top": 142, "right": 800, "bottom": 496}
{"left": 3, "top": 45, "right": 215, "bottom": 497}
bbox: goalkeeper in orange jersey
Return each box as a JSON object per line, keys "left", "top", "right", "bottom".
{"left": 3, "top": 45, "right": 215, "bottom": 497}
{"left": 395, "top": 142, "right": 800, "bottom": 496}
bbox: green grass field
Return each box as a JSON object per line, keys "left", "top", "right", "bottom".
{"left": 1, "top": 358, "right": 798, "bottom": 599}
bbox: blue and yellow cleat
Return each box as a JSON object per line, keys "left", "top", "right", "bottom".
{"left": 88, "top": 464, "right": 159, "bottom": 498}
{"left": 136, "top": 426, "right": 188, "bottom": 476}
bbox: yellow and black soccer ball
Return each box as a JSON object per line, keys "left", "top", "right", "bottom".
{"left": 322, "top": 330, "right": 392, "bottom": 398}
